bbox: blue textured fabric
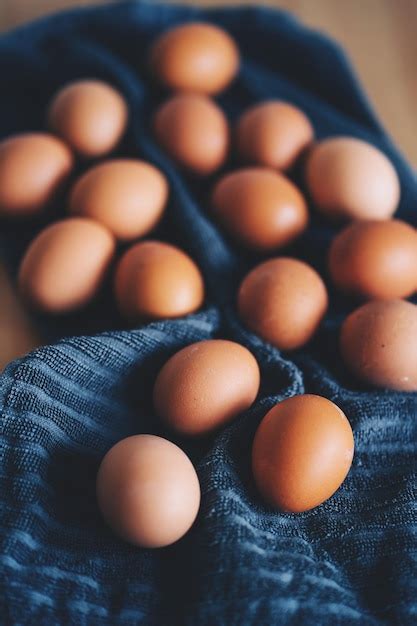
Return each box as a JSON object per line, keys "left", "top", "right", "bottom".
{"left": 0, "top": 2, "right": 416, "bottom": 624}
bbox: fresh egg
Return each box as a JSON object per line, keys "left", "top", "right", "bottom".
{"left": 18, "top": 217, "right": 115, "bottom": 313}
{"left": 97, "top": 435, "right": 200, "bottom": 548}
{"left": 114, "top": 240, "right": 204, "bottom": 321}
{"left": 153, "top": 93, "right": 229, "bottom": 176}
{"left": 149, "top": 22, "right": 239, "bottom": 95}
{"left": 154, "top": 339, "right": 260, "bottom": 436}
{"left": 211, "top": 167, "right": 308, "bottom": 251}
{"left": 48, "top": 80, "right": 128, "bottom": 158}
{"left": 235, "top": 101, "right": 314, "bottom": 170}
{"left": 69, "top": 159, "right": 168, "bottom": 241}
{"left": 252, "top": 394, "right": 354, "bottom": 513}
{"left": 238, "top": 257, "right": 328, "bottom": 350}
{"left": 329, "top": 219, "right": 417, "bottom": 300}
{"left": 306, "top": 137, "right": 400, "bottom": 220}
{"left": 0, "top": 133, "right": 73, "bottom": 217}
{"left": 340, "top": 299, "right": 417, "bottom": 391}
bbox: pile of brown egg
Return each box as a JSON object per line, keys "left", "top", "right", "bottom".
{"left": 2, "top": 22, "right": 416, "bottom": 548}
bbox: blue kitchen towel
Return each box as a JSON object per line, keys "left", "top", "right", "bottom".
{"left": 0, "top": 1, "right": 416, "bottom": 624}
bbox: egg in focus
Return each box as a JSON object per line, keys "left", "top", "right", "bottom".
{"left": 340, "top": 299, "right": 417, "bottom": 391}
{"left": 153, "top": 339, "right": 260, "bottom": 436}
{"left": 96, "top": 434, "right": 200, "bottom": 548}
{"left": 252, "top": 394, "right": 354, "bottom": 513}
{"left": 238, "top": 257, "right": 328, "bottom": 350}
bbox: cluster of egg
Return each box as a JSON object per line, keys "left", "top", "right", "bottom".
{"left": 98, "top": 340, "right": 354, "bottom": 547}
{"left": 1, "top": 83, "right": 204, "bottom": 321}
{"left": 3, "top": 21, "right": 416, "bottom": 548}
{"left": 149, "top": 23, "right": 417, "bottom": 393}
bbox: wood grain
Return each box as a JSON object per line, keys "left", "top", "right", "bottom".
{"left": 0, "top": 0, "right": 415, "bottom": 370}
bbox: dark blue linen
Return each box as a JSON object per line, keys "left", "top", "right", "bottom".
{"left": 0, "top": 2, "right": 416, "bottom": 624}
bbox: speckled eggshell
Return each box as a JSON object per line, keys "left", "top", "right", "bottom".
{"left": 0, "top": 133, "right": 73, "bottom": 217}
{"left": 153, "top": 339, "right": 260, "bottom": 436}
{"left": 238, "top": 257, "right": 328, "bottom": 350}
{"left": 329, "top": 219, "right": 417, "bottom": 300}
{"left": 306, "top": 137, "right": 400, "bottom": 220}
{"left": 48, "top": 80, "right": 128, "bottom": 158}
{"left": 149, "top": 22, "right": 239, "bottom": 95}
{"left": 252, "top": 394, "right": 354, "bottom": 513}
{"left": 153, "top": 94, "right": 229, "bottom": 176}
{"left": 235, "top": 101, "right": 314, "bottom": 170}
{"left": 18, "top": 217, "right": 115, "bottom": 313}
{"left": 96, "top": 435, "right": 200, "bottom": 548}
{"left": 340, "top": 299, "right": 417, "bottom": 391}
{"left": 69, "top": 159, "right": 168, "bottom": 241}
{"left": 211, "top": 167, "right": 308, "bottom": 251}
{"left": 114, "top": 240, "right": 204, "bottom": 322}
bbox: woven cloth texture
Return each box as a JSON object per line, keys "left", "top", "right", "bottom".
{"left": 0, "top": 2, "right": 416, "bottom": 624}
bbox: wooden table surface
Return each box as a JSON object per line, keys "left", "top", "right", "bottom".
{"left": 0, "top": 0, "right": 416, "bottom": 370}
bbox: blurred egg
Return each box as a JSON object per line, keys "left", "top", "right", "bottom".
{"left": 154, "top": 339, "right": 260, "bottom": 436}
{"left": 238, "top": 257, "right": 328, "bottom": 350}
{"left": 114, "top": 240, "right": 204, "bottom": 321}
{"left": 97, "top": 435, "right": 200, "bottom": 547}
{"left": 0, "top": 133, "right": 73, "bottom": 217}
{"left": 329, "top": 219, "right": 417, "bottom": 300}
{"left": 306, "top": 137, "right": 400, "bottom": 220}
{"left": 236, "top": 101, "right": 314, "bottom": 170}
{"left": 48, "top": 80, "right": 128, "bottom": 158}
{"left": 149, "top": 22, "right": 239, "bottom": 95}
{"left": 252, "top": 394, "right": 354, "bottom": 512}
{"left": 18, "top": 217, "right": 115, "bottom": 313}
{"left": 211, "top": 167, "right": 308, "bottom": 251}
{"left": 69, "top": 159, "right": 168, "bottom": 241}
{"left": 153, "top": 93, "right": 229, "bottom": 175}
{"left": 340, "top": 299, "right": 417, "bottom": 391}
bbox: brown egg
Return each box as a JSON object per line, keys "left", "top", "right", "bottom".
{"left": 238, "top": 257, "right": 328, "bottom": 350}
{"left": 211, "top": 167, "right": 308, "bottom": 251}
{"left": 48, "top": 80, "right": 128, "bottom": 158}
{"left": 153, "top": 94, "right": 229, "bottom": 175}
{"left": 114, "top": 240, "right": 204, "bottom": 321}
{"left": 149, "top": 22, "right": 239, "bottom": 95}
{"left": 236, "top": 101, "right": 314, "bottom": 171}
{"left": 340, "top": 299, "right": 417, "bottom": 391}
{"left": 97, "top": 435, "right": 200, "bottom": 547}
{"left": 18, "top": 218, "right": 115, "bottom": 313}
{"left": 69, "top": 159, "right": 168, "bottom": 241}
{"left": 154, "top": 339, "right": 260, "bottom": 436}
{"left": 0, "top": 133, "right": 73, "bottom": 217}
{"left": 329, "top": 219, "right": 417, "bottom": 300}
{"left": 306, "top": 137, "right": 400, "bottom": 220}
{"left": 252, "top": 394, "right": 354, "bottom": 513}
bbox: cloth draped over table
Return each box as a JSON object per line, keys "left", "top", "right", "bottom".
{"left": 0, "top": 2, "right": 416, "bottom": 624}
